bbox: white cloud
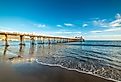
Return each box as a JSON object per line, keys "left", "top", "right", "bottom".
{"left": 34, "top": 24, "right": 46, "bottom": 28}
{"left": 115, "top": 13, "right": 121, "bottom": 19}
{"left": 57, "top": 25, "right": 63, "bottom": 27}
{"left": 92, "top": 13, "right": 121, "bottom": 28}
{"left": 93, "top": 19, "right": 108, "bottom": 27}
{"left": 104, "top": 28, "right": 121, "bottom": 32}
{"left": 55, "top": 31, "right": 81, "bottom": 34}
{"left": 109, "top": 13, "right": 121, "bottom": 27}
{"left": 84, "top": 33, "right": 87, "bottom": 35}
{"left": 64, "top": 23, "right": 74, "bottom": 27}
{"left": 91, "top": 30, "right": 102, "bottom": 33}
{"left": 90, "top": 27, "right": 121, "bottom": 34}
{"left": 90, "top": 18, "right": 99, "bottom": 20}
{"left": 85, "top": 35, "right": 121, "bottom": 40}
{"left": 109, "top": 19, "right": 121, "bottom": 27}
{"left": 82, "top": 24, "right": 88, "bottom": 27}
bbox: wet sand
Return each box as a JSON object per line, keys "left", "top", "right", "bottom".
{"left": 0, "top": 62, "right": 115, "bottom": 82}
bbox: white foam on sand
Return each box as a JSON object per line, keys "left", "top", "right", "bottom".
{"left": 35, "top": 59, "right": 119, "bottom": 82}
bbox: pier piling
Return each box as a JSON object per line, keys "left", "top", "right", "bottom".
{"left": 30, "top": 36, "right": 36, "bottom": 45}
{"left": 19, "top": 35, "right": 25, "bottom": 45}
{"left": 4, "top": 34, "right": 9, "bottom": 46}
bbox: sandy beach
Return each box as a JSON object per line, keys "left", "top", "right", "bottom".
{"left": 0, "top": 62, "right": 115, "bottom": 82}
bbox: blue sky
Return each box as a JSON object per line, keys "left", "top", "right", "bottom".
{"left": 0, "top": 0, "right": 121, "bottom": 40}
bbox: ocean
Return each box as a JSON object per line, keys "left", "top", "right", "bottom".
{"left": 0, "top": 40, "right": 121, "bottom": 81}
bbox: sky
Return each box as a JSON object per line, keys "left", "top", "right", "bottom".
{"left": 0, "top": 0, "right": 121, "bottom": 40}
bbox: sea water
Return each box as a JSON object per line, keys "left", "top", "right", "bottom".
{"left": 0, "top": 40, "right": 121, "bottom": 81}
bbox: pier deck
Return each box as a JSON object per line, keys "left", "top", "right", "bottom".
{"left": 0, "top": 32, "right": 84, "bottom": 46}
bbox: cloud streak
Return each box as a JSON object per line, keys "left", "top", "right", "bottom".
{"left": 93, "top": 19, "right": 109, "bottom": 27}
{"left": 57, "top": 25, "right": 63, "bottom": 27}
{"left": 91, "top": 28, "right": 121, "bottom": 33}
{"left": 85, "top": 35, "right": 121, "bottom": 40}
{"left": 64, "top": 23, "right": 74, "bottom": 27}
{"left": 34, "top": 24, "right": 46, "bottom": 28}
{"left": 109, "top": 19, "right": 121, "bottom": 27}
{"left": 104, "top": 28, "right": 121, "bottom": 32}
{"left": 91, "top": 30, "right": 102, "bottom": 33}
{"left": 82, "top": 24, "right": 88, "bottom": 27}
{"left": 55, "top": 31, "right": 81, "bottom": 34}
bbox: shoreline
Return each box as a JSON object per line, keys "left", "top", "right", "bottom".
{"left": 0, "top": 62, "right": 115, "bottom": 82}
{"left": 36, "top": 59, "right": 118, "bottom": 82}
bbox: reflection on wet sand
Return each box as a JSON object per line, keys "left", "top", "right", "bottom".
{"left": 18, "top": 45, "right": 25, "bottom": 57}
{"left": 0, "top": 44, "right": 80, "bottom": 64}
{"left": 1, "top": 44, "right": 37, "bottom": 64}
{"left": 1, "top": 44, "right": 59, "bottom": 62}
{"left": 1, "top": 46, "right": 9, "bottom": 62}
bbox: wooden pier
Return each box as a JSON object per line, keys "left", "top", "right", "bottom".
{"left": 0, "top": 32, "right": 84, "bottom": 46}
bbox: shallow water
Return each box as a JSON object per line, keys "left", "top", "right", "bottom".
{"left": 0, "top": 40, "right": 121, "bottom": 81}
